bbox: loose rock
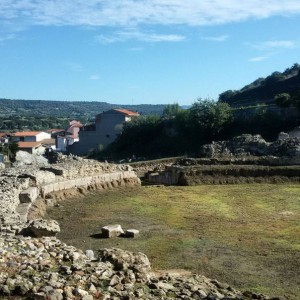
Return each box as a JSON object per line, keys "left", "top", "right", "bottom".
{"left": 101, "top": 224, "right": 124, "bottom": 238}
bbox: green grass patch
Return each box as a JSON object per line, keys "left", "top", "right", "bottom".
{"left": 47, "top": 184, "right": 300, "bottom": 299}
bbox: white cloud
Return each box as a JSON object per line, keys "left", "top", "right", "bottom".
{"left": 95, "top": 34, "right": 122, "bottom": 44}
{"left": 0, "top": 33, "right": 16, "bottom": 42}
{"left": 251, "top": 40, "right": 298, "bottom": 50}
{"left": 1, "top": 0, "right": 300, "bottom": 28}
{"left": 249, "top": 56, "right": 269, "bottom": 62}
{"left": 203, "top": 35, "right": 229, "bottom": 42}
{"left": 89, "top": 74, "right": 100, "bottom": 80}
{"left": 95, "top": 28, "right": 185, "bottom": 44}
{"left": 128, "top": 47, "right": 144, "bottom": 51}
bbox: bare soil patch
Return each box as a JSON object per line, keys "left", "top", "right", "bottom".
{"left": 46, "top": 184, "right": 300, "bottom": 299}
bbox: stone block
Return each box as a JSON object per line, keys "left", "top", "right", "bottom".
{"left": 25, "top": 219, "right": 60, "bottom": 237}
{"left": 19, "top": 187, "right": 39, "bottom": 203}
{"left": 16, "top": 203, "right": 31, "bottom": 222}
{"left": 85, "top": 176, "right": 93, "bottom": 185}
{"left": 75, "top": 178, "right": 84, "bottom": 187}
{"left": 53, "top": 182, "right": 61, "bottom": 192}
{"left": 125, "top": 229, "right": 140, "bottom": 238}
{"left": 101, "top": 224, "right": 124, "bottom": 238}
{"left": 40, "top": 184, "right": 54, "bottom": 197}
{"left": 64, "top": 179, "right": 76, "bottom": 190}
{"left": 58, "top": 181, "right": 66, "bottom": 190}
{"left": 35, "top": 171, "right": 56, "bottom": 185}
{"left": 85, "top": 250, "right": 95, "bottom": 260}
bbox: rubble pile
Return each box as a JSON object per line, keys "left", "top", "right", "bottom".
{"left": 199, "top": 134, "right": 300, "bottom": 158}
{"left": 45, "top": 159, "right": 133, "bottom": 180}
{"left": 145, "top": 134, "right": 300, "bottom": 186}
{"left": 0, "top": 153, "right": 283, "bottom": 299}
{"left": 0, "top": 236, "right": 279, "bottom": 300}
{"left": 0, "top": 154, "right": 140, "bottom": 237}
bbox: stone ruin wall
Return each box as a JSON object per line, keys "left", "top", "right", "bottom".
{"left": 145, "top": 135, "right": 300, "bottom": 186}
{"left": 0, "top": 157, "right": 140, "bottom": 236}
{"left": 145, "top": 159, "right": 300, "bottom": 186}
{"left": 0, "top": 154, "right": 281, "bottom": 299}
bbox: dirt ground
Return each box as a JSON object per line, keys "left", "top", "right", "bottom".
{"left": 46, "top": 184, "right": 300, "bottom": 299}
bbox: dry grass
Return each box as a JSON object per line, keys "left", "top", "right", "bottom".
{"left": 46, "top": 184, "right": 300, "bottom": 299}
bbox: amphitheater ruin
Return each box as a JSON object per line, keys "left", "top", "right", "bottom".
{"left": 1, "top": 133, "right": 299, "bottom": 299}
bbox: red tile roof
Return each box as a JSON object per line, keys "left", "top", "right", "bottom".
{"left": 41, "top": 138, "right": 56, "bottom": 145}
{"left": 14, "top": 131, "right": 41, "bottom": 137}
{"left": 18, "top": 142, "right": 42, "bottom": 148}
{"left": 114, "top": 109, "right": 140, "bottom": 116}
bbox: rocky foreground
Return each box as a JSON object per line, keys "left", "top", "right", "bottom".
{"left": 0, "top": 152, "right": 286, "bottom": 299}
{"left": 0, "top": 235, "right": 281, "bottom": 300}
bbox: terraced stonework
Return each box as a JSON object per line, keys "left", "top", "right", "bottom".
{"left": 0, "top": 154, "right": 279, "bottom": 299}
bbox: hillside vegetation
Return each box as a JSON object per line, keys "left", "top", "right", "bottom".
{"left": 0, "top": 98, "right": 165, "bottom": 131}
{"left": 219, "top": 63, "right": 300, "bottom": 107}
{"left": 96, "top": 101, "right": 298, "bottom": 160}
{"left": 1, "top": 64, "right": 299, "bottom": 157}
{"left": 91, "top": 64, "right": 300, "bottom": 160}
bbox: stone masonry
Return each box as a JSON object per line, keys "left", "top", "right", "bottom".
{"left": 0, "top": 155, "right": 140, "bottom": 236}
{"left": 0, "top": 154, "right": 281, "bottom": 299}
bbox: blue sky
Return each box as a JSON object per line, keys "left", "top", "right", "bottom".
{"left": 0, "top": 1, "right": 300, "bottom": 105}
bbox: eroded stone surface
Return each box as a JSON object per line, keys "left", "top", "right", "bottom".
{"left": 15, "top": 150, "right": 49, "bottom": 167}
{"left": 199, "top": 134, "right": 300, "bottom": 158}
{"left": 101, "top": 224, "right": 124, "bottom": 238}
{"left": 0, "top": 152, "right": 282, "bottom": 299}
{"left": 23, "top": 219, "right": 61, "bottom": 237}
{"left": 19, "top": 187, "right": 39, "bottom": 203}
{"left": 0, "top": 154, "right": 140, "bottom": 235}
{"left": 125, "top": 229, "right": 140, "bottom": 238}
{"left": 0, "top": 235, "right": 279, "bottom": 300}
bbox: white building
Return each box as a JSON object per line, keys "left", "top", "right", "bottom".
{"left": 56, "top": 120, "right": 82, "bottom": 152}
{"left": 13, "top": 131, "right": 51, "bottom": 142}
{"left": 12, "top": 131, "right": 52, "bottom": 155}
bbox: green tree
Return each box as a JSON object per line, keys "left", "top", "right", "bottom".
{"left": 162, "top": 103, "right": 183, "bottom": 119}
{"left": 265, "top": 71, "right": 285, "bottom": 84}
{"left": 218, "top": 90, "right": 236, "bottom": 102}
{"left": 8, "top": 141, "right": 19, "bottom": 162}
{"left": 189, "top": 99, "right": 233, "bottom": 141}
{"left": 103, "top": 115, "right": 162, "bottom": 158}
{"left": 0, "top": 141, "right": 19, "bottom": 162}
{"left": 275, "top": 93, "right": 292, "bottom": 108}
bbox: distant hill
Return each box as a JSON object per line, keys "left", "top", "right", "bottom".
{"left": 219, "top": 63, "right": 300, "bottom": 107}
{"left": 0, "top": 98, "right": 166, "bottom": 120}
{"left": 0, "top": 98, "right": 167, "bottom": 131}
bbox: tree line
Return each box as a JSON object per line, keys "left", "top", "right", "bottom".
{"left": 0, "top": 116, "right": 70, "bottom": 131}
{"left": 93, "top": 98, "right": 299, "bottom": 160}
{"left": 0, "top": 99, "right": 166, "bottom": 131}
{"left": 219, "top": 63, "right": 300, "bottom": 105}
{"left": 0, "top": 98, "right": 165, "bottom": 119}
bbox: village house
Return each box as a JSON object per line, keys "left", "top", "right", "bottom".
{"left": 12, "top": 131, "right": 51, "bottom": 143}
{"left": 56, "top": 120, "right": 83, "bottom": 152}
{"left": 47, "top": 128, "right": 65, "bottom": 137}
{"left": 12, "top": 131, "right": 53, "bottom": 155}
{"left": 69, "top": 109, "right": 139, "bottom": 156}
{"left": 17, "top": 141, "right": 45, "bottom": 155}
